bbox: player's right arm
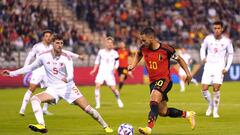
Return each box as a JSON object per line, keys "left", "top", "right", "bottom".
{"left": 200, "top": 36, "right": 208, "bottom": 64}
{"left": 24, "top": 45, "right": 37, "bottom": 66}
{"left": 128, "top": 47, "right": 143, "bottom": 71}
{"left": 2, "top": 57, "right": 43, "bottom": 77}
{"left": 90, "top": 50, "right": 101, "bottom": 75}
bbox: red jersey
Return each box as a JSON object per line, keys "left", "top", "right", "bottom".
{"left": 117, "top": 48, "right": 130, "bottom": 68}
{"left": 139, "top": 42, "right": 175, "bottom": 83}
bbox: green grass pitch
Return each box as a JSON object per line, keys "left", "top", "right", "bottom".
{"left": 0, "top": 82, "right": 240, "bottom": 135}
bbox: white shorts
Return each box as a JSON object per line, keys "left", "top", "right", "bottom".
{"left": 30, "top": 66, "right": 48, "bottom": 88}
{"left": 95, "top": 72, "right": 116, "bottom": 86}
{"left": 201, "top": 63, "right": 225, "bottom": 84}
{"left": 179, "top": 67, "right": 190, "bottom": 77}
{"left": 201, "top": 70, "right": 224, "bottom": 84}
{"left": 44, "top": 83, "right": 82, "bottom": 104}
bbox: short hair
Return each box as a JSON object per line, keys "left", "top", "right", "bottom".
{"left": 213, "top": 21, "right": 223, "bottom": 27}
{"left": 141, "top": 27, "right": 155, "bottom": 36}
{"left": 42, "top": 29, "right": 53, "bottom": 36}
{"left": 52, "top": 34, "right": 63, "bottom": 42}
{"left": 106, "top": 36, "right": 114, "bottom": 41}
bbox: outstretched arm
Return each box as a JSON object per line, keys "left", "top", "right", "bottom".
{"left": 1, "top": 58, "right": 42, "bottom": 77}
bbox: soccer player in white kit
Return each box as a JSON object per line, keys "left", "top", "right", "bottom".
{"left": 20, "top": 30, "right": 83, "bottom": 116}
{"left": 1, "top": 34, "right": 113, "bottom": 133}
{"left": 90, "top": 37, "right": 124, "bottom": 109}
{"left": 200, "top": 21, "right": 234, "bottom": 118}
{"left": 178, "top": 48, "right": 198, "bottom": 92}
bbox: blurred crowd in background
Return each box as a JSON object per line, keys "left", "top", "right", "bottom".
{"left": 0, "top": 0, "right": 240, "bottom": 65}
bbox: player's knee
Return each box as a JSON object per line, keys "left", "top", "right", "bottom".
{"left": 31, "top": 95, "right": 41, "bottom": 103}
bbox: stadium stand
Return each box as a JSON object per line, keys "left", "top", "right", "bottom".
{"left": 0, "top": 0, "right": 240, "bottom": 68}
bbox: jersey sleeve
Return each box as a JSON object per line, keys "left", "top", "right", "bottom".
{"left": 200, "top": 36, "right": 208, "bottom": 61}
{"left": 24, "top": 45, "right": 37, "bottom": 66}
{"left": 225, "top": 40, "right": 234, "bottom": 71}
{"left": 10, "top": 56, "right": 43, "bottom": 77}
{"left": 63, "top": 50, "right": 80, "bottom": 59}
{"left": 94, "top": 50, "right": 101, "bottom": 65}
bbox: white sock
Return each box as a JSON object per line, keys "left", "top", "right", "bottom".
{"left": 95, "top": 89, "right": 100, "bottom": 106}
{"left": 213, "top": 91, "right": 220, "bottom": 112}
{"left": 42, "top": 103, "right": 49, "bottom": 112}
{"left": 20, "top": 90, "right": 32, "bottom": 113}
{"left": 31, "top": 96, "right": 45, "bottom": 126}
{"left": 84, "top": 105, "right": 108, "bottom": 128}
{"left": 191, "top": 78, "right": 198, "bottom": 85}
{"left": 179, "top": 80, "right": 185, "bottom": 91}
{"left": 112, "top": 89, "right": 120, "bottom": 99}
{"left": 202, "top": 90, "right": 213, "bottom": 107}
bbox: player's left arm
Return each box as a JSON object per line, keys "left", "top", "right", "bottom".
{"left": 222, "top": 41, "right": 234, "bottom": 74}
{"left": 173, "top": 53, "right": 192, "bottom": 84}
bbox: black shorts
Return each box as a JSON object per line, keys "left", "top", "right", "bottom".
{"left": 149, "top": 78, "right": 173, "bottom": 101}
{"left": 118, "top": 67, "right": 128, "bottom": 77}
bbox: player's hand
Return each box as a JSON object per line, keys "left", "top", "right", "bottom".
{"left": 90, "top": 70, "right": 95, "bottom": 76}
{"left": 185, "top": 74, "right": 192, "bottom": 85}
{"left": 61, "top": 78, "right": 67, "bottom": 83}
{"left": 128, "top": 71, "right": 134, "bottom": 78}
{"left": 0, "top": 70, "right": 10, "bottom": 76}
{"left": 222, "top": 69, "right": 227, "bottom": 75}
{"left": 128, "top": 65, "right": 134, "bottom": 71}
{"left": 78, "top": 55, "right": 85, "bottom": 60}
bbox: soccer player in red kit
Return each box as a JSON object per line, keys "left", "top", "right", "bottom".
{"left": 116, "top": 41, "right": 133, "bottom": 91}
{"left": 129, "top": 27, "right": 196, "bottom": 135}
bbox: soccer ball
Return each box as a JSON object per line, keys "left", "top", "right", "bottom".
{"left": 118, "top": 123, "right": 134, "bottom": 135}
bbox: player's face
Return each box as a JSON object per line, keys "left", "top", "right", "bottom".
{"left": 140, "top": 35, "right": 153, "bottom": 48}
{"left": 53, "top": 39, "right": 63, "bottom": 54}
{"left": 213, "top": 24, "right": 223, "bottom": 37}
{"left": 43, "top": 33, "right": 52, "bottom": 44}
{"left": 119, "top": 42, "right": 125, "bottom": 49}
{"left": 106, "top": 39, "right": 114, "bottom": 50}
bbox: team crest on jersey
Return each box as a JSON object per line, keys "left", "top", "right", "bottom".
{"left": 158, "top": 54, "right": 163, "bottom": 61}
{"left": 47, "top": 61, "right": 50, "bottom": 64}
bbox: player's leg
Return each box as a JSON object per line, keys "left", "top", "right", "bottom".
{"left": 74, "top": 96, "right": 113, "bottom": 133}
{"left": 29, "top": 92, "right": 55, "bottom": 133}
{"left": 212, "top": 83, "right": 221, "bottom": 118}
{"left": 118, "top": 73, "right": 126, "bottom": 91}
{"left": 191, "top": 78, "right": 199, "bottom": 86}
{"left": 94, "top": 74, "right": 104, "bottom": 109}
{"left": 179, "top": 75, "right": 186, "bottom": 92}
{"left": 138, "top": 89, "right": 162, "bottom": 135}
{"left": 107, "top": 75, "right": 123, "bottom": 108}
{"left": 201, "top": 71, "right": 213, "bottom": 116}
{"left": 179, "top": 69, "right": 186, "bottom": 92}
{"left": 19, "top": 83, "right": 38, "bottom": 115}
{"left": 20, "top": 69, "right": 46, "bottom": 115}
{"left": 158, "top": 101, "right": 196, "bottom": 130}
{"left": 95, "top": 83, "right": 101, "bottom": 109}
{"left": 42, "top": 103, "right": 53, "bottom": 115}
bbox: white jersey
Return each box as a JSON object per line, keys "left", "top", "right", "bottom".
{"left": 24, "top": 42, "right": 52, "bottom": 66}
{"left": 95, "top": 49, "right": 119, "bottom": 73}
{"left": 10, "top": 50, "right": 74, "bottom": 87}
{"left": 200, "top": 34, "right": 234, "bottom": 71}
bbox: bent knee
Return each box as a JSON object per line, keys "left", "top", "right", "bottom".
{"left": 31, "top": 95, "right": 41, "bottom": 103}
